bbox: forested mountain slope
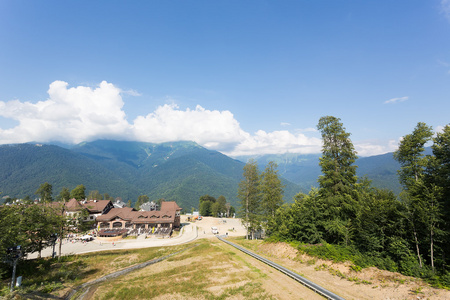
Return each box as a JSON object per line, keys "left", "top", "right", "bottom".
{"left": 0, "top": 141, "right": 300, "bottom": 210}
{"left": 0, "top": 140, "right": 407, "bottom": 210}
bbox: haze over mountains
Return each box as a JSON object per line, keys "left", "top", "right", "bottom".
{"left": 0, "top": 140, "right": 403, "bottom": 210}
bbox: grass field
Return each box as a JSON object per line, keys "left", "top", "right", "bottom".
{"left": 1, "top": 238, "right": 280, "bottom": 299}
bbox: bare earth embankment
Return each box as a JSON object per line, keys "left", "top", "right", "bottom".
{"left": 192, "top": 217, "right": 450, "bottom": 299}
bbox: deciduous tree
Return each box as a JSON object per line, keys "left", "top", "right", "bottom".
{"left": 238, "top": 159, "right": 261, "bottom": 239}
{"left": 70, "top": 184, "right": 86, "bottom": 201}
{"left": 35, "top": 182, "right": 53, "bottom": 203}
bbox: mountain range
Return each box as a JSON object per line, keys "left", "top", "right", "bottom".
{"left": 0, "top": 140, "right": 404, "bottom": 210}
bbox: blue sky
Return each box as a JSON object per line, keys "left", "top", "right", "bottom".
{"left": 0, "top": 1, "right": 449, "bottom": 157}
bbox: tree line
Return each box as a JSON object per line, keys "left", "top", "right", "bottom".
{"left": 198, "top": 194, "right": 235, "bottom": 217}
{"left": 0, "top": 184, "right": 95, "bottom": 280}
{"left": 238, "top": 116, "right": 450, "bottom": 286}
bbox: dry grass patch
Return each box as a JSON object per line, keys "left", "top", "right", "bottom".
{"left": 90, "top": 239, "right": 274, "bottom": 300}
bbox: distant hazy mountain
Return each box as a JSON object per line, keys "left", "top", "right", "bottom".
{"left": 0, "top": 141, "right": 301, "bottom": 210}
{"left": 235, "top": 153, "right": 322, "bottom": 192}
{"left": 237, "top": 151, "right": 404, "bottom": 194}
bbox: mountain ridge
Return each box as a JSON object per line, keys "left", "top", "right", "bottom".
{"left": 0, "top": 140, "right": 405, "bottom": 210}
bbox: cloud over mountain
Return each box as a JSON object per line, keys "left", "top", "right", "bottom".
{"left": 0, "top": 81, "right": 397, "bottom": 157}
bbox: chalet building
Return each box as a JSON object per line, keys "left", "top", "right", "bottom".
{"left": 64, "top": 198, "right": 114, "bottom": 221}
{"left": 96, "top": 201, "right": 181, "bottom": 230}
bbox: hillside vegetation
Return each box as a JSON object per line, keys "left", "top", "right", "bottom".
{"left": 0, "top": 141, "right": 301, "bottom": 210}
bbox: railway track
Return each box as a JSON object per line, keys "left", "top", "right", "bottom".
{"left": 217, "top": 236, "right": 345, "bottom": 300}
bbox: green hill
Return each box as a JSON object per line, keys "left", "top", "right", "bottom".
{"left": 0, "top": 140, "right": 407, "bottom": 211}
{"left": 0, "top": 143, "right": 140, "bottom": 201}
{"left": 0, "top": 141, "right": 301, "bottom": 211}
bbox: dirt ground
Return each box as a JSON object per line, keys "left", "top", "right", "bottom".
{"left": 184, "top": 216, "right": 247, "bottom": 238}
{"left": 247, "top": 241, "right": 450, "bottom": 300}
{"left": 182, "top": 216, "right": 450, "bottom": 299}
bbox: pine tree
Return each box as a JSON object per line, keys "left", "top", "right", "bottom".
{"left": 317, "top": 116, "right": 358, "bottom": 197}
{"left": 429, "top": 124, "right": 450, "bottom": 270}
{"left": 394, "top": 122, "right": 433, "bottom": 268}
{"left": 317, "top": 116, "right": 358, "bottom": 244}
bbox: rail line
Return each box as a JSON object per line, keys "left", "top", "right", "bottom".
{"left": 217, "top": 236, "right": 345, "bottom": 300}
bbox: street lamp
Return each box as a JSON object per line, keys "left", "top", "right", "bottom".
{"left": 50, "top": 233, "right": 58, "bottom": 258}
{"left": 6, "top": 245, "right": 22, "bottom": 292}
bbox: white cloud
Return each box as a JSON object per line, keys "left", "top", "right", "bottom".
{"left": 384, "top": 96, "right": 408, "bottom": 104}
{"left": 0, "top": 80, "right": 400, "bottom": 158}
{"left": 0, "top": 81, "right": 131, "bottom": 144}
{"left": 355, "top": 139, "right": 398, "bottom": 157}
{"left": 224, "top": 130, "right": 322, "bottom": 157}
{"left": 436, "top": 125, "right": 445, "bottom": 133}
{"left": 132, "top": 104, "right": 246, "bottom": 149}
{"left": 122, "top": 89, "right": 142, "bottom": 97}
{"left": 280, "top": 122, "right": 291, "bottom": 126}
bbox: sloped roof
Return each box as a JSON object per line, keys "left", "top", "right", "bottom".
{"left": 160, "top": 201, "right": 182, "bottom": 211}
{"left": 82, "top": 200, "right": 112, "bottom": 213}
{"left": 96, "top": 207, "right": 176, "bottom": 224}
{"left": 96, "top": 207, "right": 136, "bottom": 222}
{"left": 65, "top": 198, "right": 83, "bottom": 211}
{"left": 131, "top": 210, "right": 175, "bottom": 224}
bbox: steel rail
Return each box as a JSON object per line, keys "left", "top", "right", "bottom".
{"left": 217, "top": 236, "right": 345, "bottom": 300}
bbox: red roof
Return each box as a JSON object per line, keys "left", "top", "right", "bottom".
{"left": 65, "top": 198, "right": 83, "bottom": 211}
{"left": 160, "top": 201, "right": 181, "bottom": 211}
{"left": 81, "top": 200, "right": 112, "bottom": 213}
{"left": 96, "top": 202, "right": 179, "bottom": 224}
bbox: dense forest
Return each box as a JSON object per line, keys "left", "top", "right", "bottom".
{"left": 0, "top": 141, "right": 301, "bottom": 211}
{"left": 238, "top": 116, "right": 450, "bottom": 287}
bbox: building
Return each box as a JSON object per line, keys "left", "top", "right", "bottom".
{"left": 95, "top": 201, "right": 181, "bottom": 231}
{"left": 64, "top": 198, "right": 114, "bottom": 221}
{"left": 139, "top": 201, "right": 158, "bottom": 211}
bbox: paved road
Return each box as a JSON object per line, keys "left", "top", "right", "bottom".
{"left": 27, "top": 223, "right": 198, "bottom": 259}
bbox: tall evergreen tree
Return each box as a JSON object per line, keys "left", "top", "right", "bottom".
{"left": 394, "top": 122, "right": 433, "bottom": 268}
{"left": 429, "top": 124, "right": 450, "bottom": 270}
{"left": 317, "top": 116, "right": 358, "bottom": 196}
{"left": 317, "top": 116, "right": 358, "bottom": 244}
{"left": 238, "top": 159, "right": 261, "bottom": 239}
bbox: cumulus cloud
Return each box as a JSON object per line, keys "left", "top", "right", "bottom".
{"left": 0, "top": 81, "right": 131, "bottom": 144}
{"left": 384, "top": 96, "right": 408, "bottom": 104}
{"left": 132, "top": 104, "right": 247, "bottom": 150}
{"left": 0, "top": 80, "right": 396, "bottom": 157}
